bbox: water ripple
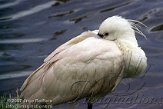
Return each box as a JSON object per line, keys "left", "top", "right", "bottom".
{"left": 0, "top": 71, "right": 32, "bottom": 80}
{"left": 151, "top": 24, "right": 163, "bottom": 32}
{"left": 100, "top": 0, "right": 131, "bottom": 13}
{"left": 1, "top": 1, "right": 55, "bottom": 21}
{"left": 0, "top": 38, "right": 47, "bottom": 44}
{"left": 0, "top": 0, "right": 23, "bottom": 9}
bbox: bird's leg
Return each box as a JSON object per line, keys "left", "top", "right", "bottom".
{"left": 87, "top": 103, "right": 92, "bottom": 109}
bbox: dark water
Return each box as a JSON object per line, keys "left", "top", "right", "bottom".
{"left": 0, "top": 0, "right": 163, "bottom": 109}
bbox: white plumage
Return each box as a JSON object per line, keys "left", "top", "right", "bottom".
{"left": 20, "top": 16, "right": 147, "bottom": 108}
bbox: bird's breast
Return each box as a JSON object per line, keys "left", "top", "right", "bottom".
{"left": 116, "top": 40, "right": 147, "bottom": 78}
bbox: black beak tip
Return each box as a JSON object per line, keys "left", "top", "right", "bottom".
{"left": 98, "top": 33, "right": 104, "bottom": 38}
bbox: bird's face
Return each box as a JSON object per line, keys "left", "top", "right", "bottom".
{"left": 98, "top": 16, "right": 134, "bottom": 41}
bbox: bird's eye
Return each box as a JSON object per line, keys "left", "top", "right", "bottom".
{"left": 104, "top": 33, "right": 109, "bottom": 36}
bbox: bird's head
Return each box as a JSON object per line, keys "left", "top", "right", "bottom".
{"left": 98, "top": 16, "right": 135, "bottom": 41}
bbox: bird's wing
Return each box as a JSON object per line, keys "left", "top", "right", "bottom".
{"left": 20, "top": 31, "right": 97, "bottom": 96}
{"left": 44, "top": 31, "right": 96, "bottom": 62}
{"left": 20, "top": 32, "right": 124, "bottom": 105}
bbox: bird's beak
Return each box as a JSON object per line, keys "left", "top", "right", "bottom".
{"left": 98, "top": 33, "right": 104, "bottom": 38}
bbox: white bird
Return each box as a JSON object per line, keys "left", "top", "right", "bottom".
{"left": 20, "top": 16, "right": 147, "bottom": 109}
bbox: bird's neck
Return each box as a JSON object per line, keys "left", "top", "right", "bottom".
{"left": 115, "top": 36, "right": 144, "bottom": 78}
{"left": 115, "top": 29, "right": 138, "bottom": 46}
{"left": 115, "top": 35, "right": 138, "bottom": 50}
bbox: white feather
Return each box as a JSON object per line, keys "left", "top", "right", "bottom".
{"left": 20, "top": 16, "right": 147, "bottom": 107}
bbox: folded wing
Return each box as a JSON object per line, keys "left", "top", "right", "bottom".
{"left": 20, "top": 31, "right": 124, "bottom": 105}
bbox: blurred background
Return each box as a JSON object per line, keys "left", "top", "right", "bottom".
{"left": 0, "top": 0, "right": 163, "bottom": 109}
